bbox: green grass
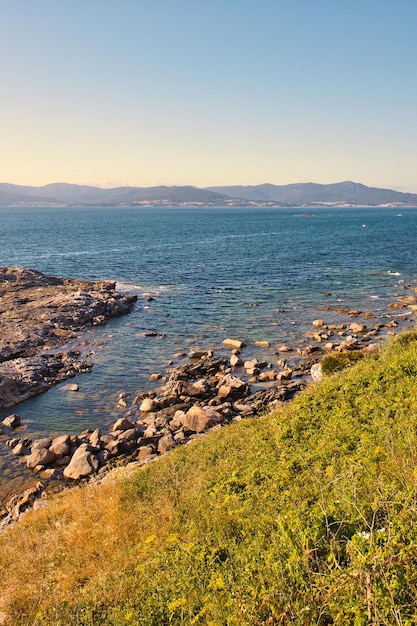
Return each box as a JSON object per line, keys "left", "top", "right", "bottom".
{"left": 1, "top": 330, "right": 417, "bottom": 625}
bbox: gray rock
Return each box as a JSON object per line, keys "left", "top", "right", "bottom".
{"left": 137, "top": 445, "right": 154, "bottom": 460}
{"left": 157, "top": 434, "right": 176, "bottom": 454}
{"left": 89, "top": 428, "right": 101, "bottom": 447}
{"left": 117, "top": 428, "right": 139, "bottom": 443}
{"left": 217, "top": 374, "right": 250, "bottom": 400}
{"left": 26, "top": 447, "right": 56, "bottom": 469}
{"left": 182, "top": 406, "right": 223, "bottom": 433}
{"left": 63, "top": 444, "right": 99, "bottom": 480}
{"left": 111, "top": 417, "right": 135, "bottom": 432}
{"left": 49, "top": 435, "right": 70, "bottom": 458}
{"left": 32, "top": 438, "right": 52, "bottom": 450}
{"left": 11, "top": 442, "right": 27, "bottom": 456}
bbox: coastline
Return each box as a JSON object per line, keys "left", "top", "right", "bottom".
{"left": 1, "top": 267, "right": 416, "bottom": 528}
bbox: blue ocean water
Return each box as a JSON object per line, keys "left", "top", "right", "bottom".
{"left": 0, "top": 205, "right": 416, "bottom": 493}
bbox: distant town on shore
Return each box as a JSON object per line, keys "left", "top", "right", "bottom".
{"left": 1, "top": 180, "right": 417, "bottom": 208}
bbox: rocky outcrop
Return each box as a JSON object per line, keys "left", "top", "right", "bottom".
{"left": 2, "top": 350, "right": 305, "bottom": 496}
{"left": 0, "top": 267, "right": 137, "bottom": 409}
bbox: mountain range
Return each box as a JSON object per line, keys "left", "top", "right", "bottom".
{"left": 0, "top": 181, "right": 416, "bottom": 207}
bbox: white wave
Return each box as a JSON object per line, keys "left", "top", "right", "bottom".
{"left": 116, "top": 282, "right": 143, "bottom": 292}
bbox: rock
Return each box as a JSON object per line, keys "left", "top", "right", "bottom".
{"left": 4, "top": 482, "right": 44, "bottom": 519}
{"left": 117, "top": 428, "right": 139, "bottom": 443}
{"left": 111, "top": 417, "right": 136, "bottom": 432}
{"left": 92, "top": 315, "right": 106, "bottom": 326}
{"left": 230, "top": 354, "right": 243, "bottom": 367}
{"left": 63, "top": 444, "right": 99, "bottom": 480}
{"left": 234, "top": 403, "right": 254, "bottom": 417}
{"left": 245, "top": 381, "right": 306, "bottom": 412}
{"left": 258, "top": 370, "right": 277, "bottom": 382}
{"left": 2, "top": 413, "right": 21, "bottom": 428}
{"left": 26, "top": 447, "right": 56, "bottom": 469}
{"left": 362, "top": 343, "right": 380, "bottom": 354}
{"left": 277, "top": 370, "right": 292, "bottom": 381}
{"left": 60, "top": 383, "right": 79, "bottom": 392}
{"left": 312, "top": 319, "right": 325, "bottom": 328}
{"left": 137, "top": 445, "right": 154, "bottom": 460}
{"left": 32, "top": 438, "right": 52, "bottom": 450}
{"left": 49, "top": 435, "right": 70, "bottom": 458}
{"left": 140, "top": 397, "right": 156, "bottom": 412}
{"left": 55, "top": 455, "right": 71, "bottom": 467}
{"left": 157, "top": 434, "right": 176, "bottom": 454}
{"left": 217, "top": 374, "right": 250, "bottom": 400}
{"left": 89, "top": 429, "right": 101, "bottom": 447}
{"left": 11, "top": 442, "right": 27, "bottom": 456}
{"left": 188, "top": 349, "right": 213, "bottom": 359}
{"left": 276, "top": 344, "right": 292, "bottom": 352}
{"left": 348, "top": 323, "right": 367, "bottom": 333}
{"left": 222, "top": 338, "right": 245, "bottom": 350}
{"left": 182, "top": 406, "right": 223, "bottom": 433}
{"left": 244, "top": 359, "right": 261, "bottom": 370}
{"left": 255, "top": 341, "right": 270, "bottom": 348}
{"left": 96, "top": 449, "right": 111, "bottom": 465}
{"left": 310, "top": 363, "right": 323, "bottom": 382}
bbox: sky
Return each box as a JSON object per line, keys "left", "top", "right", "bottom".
{"left": 1, "top": 0, "right": 417, "bottom": 191}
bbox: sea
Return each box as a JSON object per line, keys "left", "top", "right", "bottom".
{"left": 1, "top": 205, "right": 417, "bottom": 496}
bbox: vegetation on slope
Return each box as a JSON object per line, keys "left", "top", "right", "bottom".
{"left": 1, "top": 331, "right": 417, "bottom": 625}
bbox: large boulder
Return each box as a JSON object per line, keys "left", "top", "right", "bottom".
{"left": 63, "top": 444, "right": 99, "bottom": 480}
{"left": 182, "top": 406, "right": 223, "bottom": 433}
{"left": 49, "top": 435, "right": 70, "bottom": 458}
{"left": 26, "top": 447, "right": 56, "bottom": 469}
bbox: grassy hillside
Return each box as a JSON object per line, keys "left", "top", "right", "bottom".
{"left": 1, "top": 331, "right": 417, "bottom": 625}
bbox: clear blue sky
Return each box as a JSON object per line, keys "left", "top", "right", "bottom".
{"left": 1, "top": 0, "right": 417, "bottom": 191}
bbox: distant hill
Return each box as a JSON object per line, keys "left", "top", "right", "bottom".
{"left": 206, "top": 181, "right": 417, "bottom": 207}
{"left": 0, "top": 183, "right": 233, "bottom": 207}
{"left": 0, "top": 180, "right": 416, "bottom": 207}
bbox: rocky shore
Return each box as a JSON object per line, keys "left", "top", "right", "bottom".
{"left": 1, "top": 268, "right": 416, "bottom": 530}
{"left": 0, "top": 267, "right": 137, "bottom": 409}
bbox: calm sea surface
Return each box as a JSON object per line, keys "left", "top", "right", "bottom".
{"left": 0, "top": 205, "right": 417, "bottom": 493}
